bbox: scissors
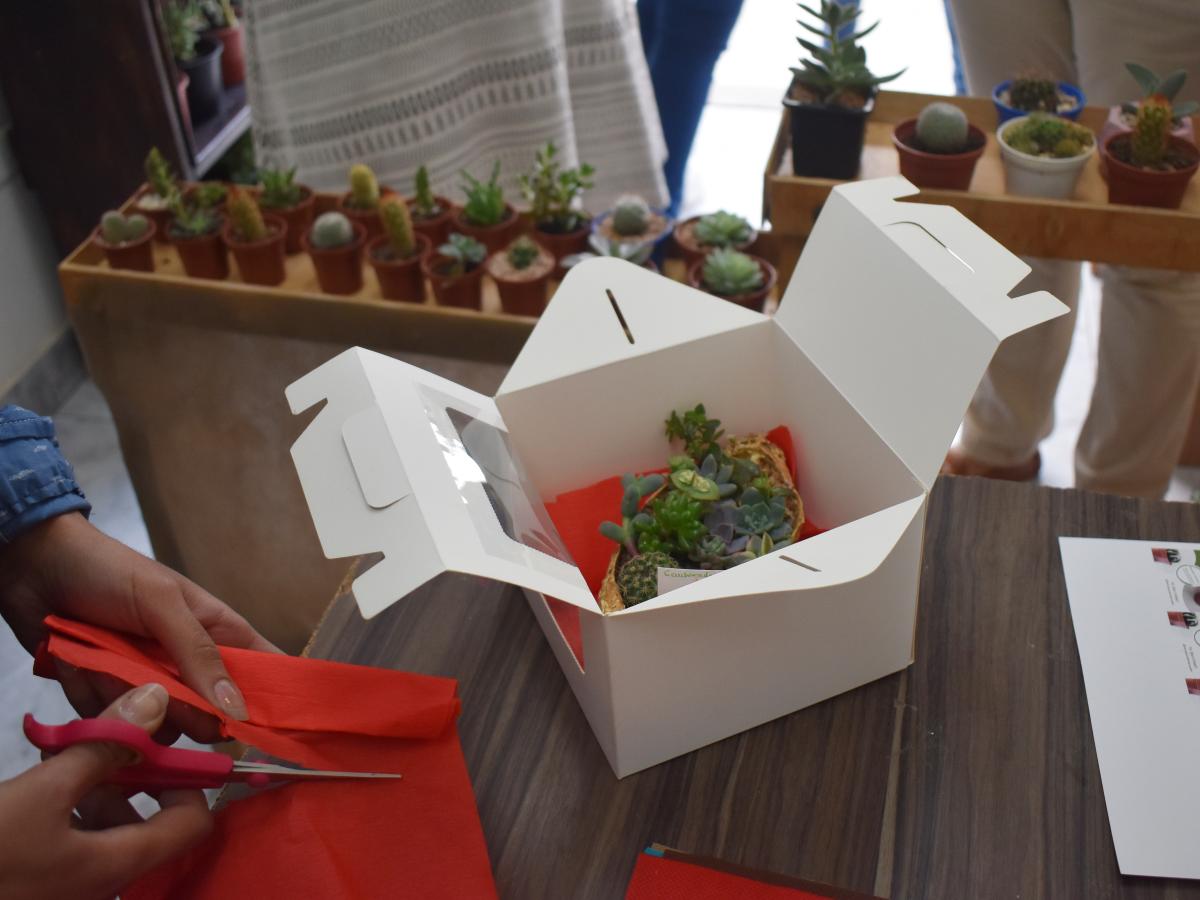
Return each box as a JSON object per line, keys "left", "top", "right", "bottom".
{"left": 23, "top": 714, "right": 403, "bottom": 791}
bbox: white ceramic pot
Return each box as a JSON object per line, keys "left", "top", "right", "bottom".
{"left": 997, "top": 116, "right": 1095, "bottom": 199}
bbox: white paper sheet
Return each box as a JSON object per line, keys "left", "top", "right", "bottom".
{"left": 1060, "top": 536, "right": 1200, "bottom": 879}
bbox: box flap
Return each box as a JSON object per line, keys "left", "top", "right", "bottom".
{"left": 287, "top": 348, "right": 599, "bottom": 619}
{"left": 772, "top": 177, "right": 1068, "bottom": 488}
{"left": 498, "top": 257, "right": 764, "bottom": 397}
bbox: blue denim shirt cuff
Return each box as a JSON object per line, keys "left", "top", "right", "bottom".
{"left": 0, "top": 405, "right": 91, "bottom": 545}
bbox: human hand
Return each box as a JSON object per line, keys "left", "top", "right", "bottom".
{"left": 0, "top": 682, "right": 211, "bottom": 900}
{"left": 0, "top": 512, "right": 279, "bottom": 742}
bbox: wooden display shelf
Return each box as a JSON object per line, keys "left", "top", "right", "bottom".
{"left": 765, "top": 90, "right": 1200, "bottom": 272}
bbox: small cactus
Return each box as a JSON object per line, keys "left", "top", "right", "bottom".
{"left": 1002, "top": 113, "right": 1093, "bottom": 158}
{"left": 616, "top": 550, "right": 678, "bottom": 607}
{"left": 611, "top": 194, "right": 651, "bottom": 236}
{"left": 1131, "top": 95, "right": 1173, "bottom": 168}
{"left": 1009, "top": 76, "right": 1060, "bottom": 113}
{"left": 379, "top": 196, "right": 416, "bottom": 257}
{"left": 701, "top": 249, "right": 764, "bottom": 296}
{"left": 412, "top": 165, "right": 440, "bottom": 218}
{"left": 915, "top": 102, "right": 969, "bottom": 153}
{"left": 348, "top": 164, "right": 380, "bottom": 209}
{"left": 506, "top": 236, "right": 540, "bottom": 270}
{"left": 310, "top": 211, "right": 355, "bottom": 249}
{"left": 693, "top": 210, "right": 752, "bottom": 248}
{"left": 144, "top": 147, "right": 176, "bottom": 200}
{"left": 100, "top": 211, "right": 150, "bottom": 244}
{"left": 226, "top": 187, "right": 268, "bottom": 242}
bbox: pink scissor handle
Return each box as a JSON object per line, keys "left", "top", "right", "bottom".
{"left": 23, "top": 714, "right": 237, "bottom": 790}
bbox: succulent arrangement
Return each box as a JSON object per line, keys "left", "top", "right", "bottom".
{"left": 914, "top": 102, "right": 969, "bottom": 154}
{"left": 412, "top": 165, "right": 442, "bottom": 219}
{"left": 599, "top": 404, "right": 803, "bottom": 607}
{"left": 460, "top": 162, "right": 508, "bottom": 227}
{"left": 506, "top": 235, "right": 541, "bottom": 270}
{"left": 611, "top": 194, "right": 651, "bottom": 237}
{"left": 438, "top": 233, "right": 487, "bottom": 276}
{"left": 693, "top": 211, "right": 753, "bottom": 249}
{"left": 379, "top": 196, "right": 417, "bottom": 258}
{"left": 258, "top": 167, "right": 304, "bottom": 209}
{"left": 701, "top": 249, "right": 764, "bottom": 296}
{"left": 790, "top": 1, "right": 903, "bottom": 108}
{"left": 346, "top": 164, "right": 381, "bottom": 211}
{"left": 225, "top": 186, "right": 267, "bottom": 242}
{"left": 99, "top": 211, "right": 151, "bottom": 245}
{"left": 1003, "top": 113, "right": 1093, "bottom": 158}
{"left": 310, "top": 211, "right": 355, "bottom": 249}
{"left": 518, "top": 141, "right": 595, "bottom": 234}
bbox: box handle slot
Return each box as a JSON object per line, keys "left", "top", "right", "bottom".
{"left": 606, "top": 289, "right": 635, "bottom": 344}
{"left": 886, "top": 220, "right": 975, "bottom": 273}
{"left": 780, "top": 556, "right": 820, "bottom": 573}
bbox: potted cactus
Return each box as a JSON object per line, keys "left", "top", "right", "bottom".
{"left": 486, "top": 235, "right": 554, "bottom": 316}
{"left": 367, "top": 196, "right": 431, "bottom": 303}
{"left": 408, "top": 165, "right": 455, "bottom": 247}
{"left": 997, "top": 113, "right": 1095, "bottom": 199}
{"left": 1102, "top": 92, "right": 1200, "bottom": 209}
{"left": 422, "top": 233, "right": 487, "bottom": 309}
{"left": 593, "top": 194, "right": 672, "bottom": 249}
{"left": 518, "top": 142, "right": 595, "bottom": 273}
{"left": 453, "top": 162, "right": 522, "bottom": 253}
{"left": 891, "top": 102, "right": 987, "bottom": 190}
{"left": 257, "top": 167, "right": 315, "bottom": 255}
{"left": 185, "top": 180, "right": 228, "bottom": 210}
{"left": 992, "top": 73, "right": 1085, "bottom": 124}
{"left": 783, "top": 1, "right": 904, "bottom": 179}
{"left": 337, "top": 164, "right": 394, "bottom": 241}
{"left": 135, "top": 147, "right": 179, "bottom": 243}
{"left": 201, "top": 0, "right": 244, "bottom": 86}
{"left": 1099, "top": 63, "right": 1199, "bottom": 185}
{"left": 167, "top": 194, "right": 228, "bottom": 279}
{"left": 164, "top": 0, "right": 224, "bottom": 123}
{"left": 687, "top": 248, "right": 776, "bottom": 311}
{"left": 672, "top": 210, "right": 757, "bottom": 266}
{"left": 93, "top": 211, "right": 156, "bottom": 272}
{"left": 302, "top": 212, "right": 367, "bottom": 295}
{"left": 220, "top": 187, "right": 286, "bottom": 286}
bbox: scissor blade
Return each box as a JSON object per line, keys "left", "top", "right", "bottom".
{"left": 232, "top": 761, "right": 402, "bottom": 781}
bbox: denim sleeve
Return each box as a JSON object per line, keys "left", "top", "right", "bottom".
{"left": 0, "top": 405, "right": 91, "bottom": 545}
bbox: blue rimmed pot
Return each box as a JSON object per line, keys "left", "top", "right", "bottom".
{"left": 992, "top": 80, "right": 1085, "bottom": 124}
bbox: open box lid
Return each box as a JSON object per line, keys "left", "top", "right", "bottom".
{"left": 772, "top": 177, "right": 1069, "bottom": 488}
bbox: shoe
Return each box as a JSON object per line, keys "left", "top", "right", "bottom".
{"left": 940, "top": 447, "right": 1040, "bottom": 481}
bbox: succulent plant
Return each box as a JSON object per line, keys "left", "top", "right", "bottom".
{"left": 99, "top": 211, "right": 150, "bottom": 244}
{"left": 669, "top": 453, "right": 736, "bottom": 501}
{"left": 258, "top": 167, "right": 304, "bottom": 209}
{"left": 1131, "top": 95, "right": 1174, "bottom": 168}
{"left": 1123, "top": 63, "right": 1200, "bottom": 123}
{"left": 168, "top": 193, "right": 220, "bottom": 238}
{"left": 723, "top": 533, "right": 789, "bottom": 568}
{"left": 693, "top": 211, "right": 753, "bottom": 248}
{"left": 1008, "top": 75, "right": 1060, "bottom": 113}
{"left": 163, "top": 1, "right": 204, "bottom": 61}
{"left": 506, "top": 235, "right": 541, "bottom": 270}
{"left": 346, "top": 164, "right": 381, "bottom": 210}
{"left": 192, "top": 182, "right": 228, "bottom": 209}
{"left": 634, "top": 490, "right": 707, "bottom": 557}
{"left": 437, "top": 232, "right": 487, "bottom": 276}
{"left": 519, "top": 141, "right": 595, "bottom": 233}
{"left": 460, "top": 161, "right": 507, "bottom": 227}
{"left": 915, "top": 102, "right": 969, "bottom": 153}
{"left": 599, "top": 473, "right": 667, "bottom": 556}
{"left": 144, "top": 147, "right": 177, "bottom": 201}
{"left": 790, "top": 1, "right": 904, "bottom": 108}
{"left": 562, "top": 232, "right": 656, "bottom": 269}
{"left": 309, "top": 211, "right": 355, "bottom": 249}
{"left": 412, "top": 165, "right": 441, "bottom": 218}
{"left": 611, "top": 194, "right": 651, "bottom": 236}
{"left": 226, "top": 186, "right": 267, "bottom": 242}
{"left": 701, "top": 249, "right": 764, "bottom": 296}
{"left": 665, "top": 404, "right": 725, "bottom": 464}
{"left": 379, "top": 196, "right": 416, "bottom": 257}
{"left": 1003, "top": 113, "right": 1093, "bottom": 158}
{"left": 617, "top": 550, "right": 678, "bottom": 607}
{"left": 734, "top": 486, "right": 793, "bottom": 541}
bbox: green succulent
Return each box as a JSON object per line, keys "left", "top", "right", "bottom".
{"left": 412, "top": 165, "right": 441, "bottom": 218}
{"left": 790, "top": 1, "right": 904, "bottom": 107}
{"left": 460, "top": 161, "right": 507, "bottom": 227}
{"left": 611, "top": 194, "right": 651, "bottom": 236}
{"left": 734, "top": 487, "right": 792, "bottom": 539}
{"left": 518, "top": 141, "right": 594, "bottom": 233}
{"left": 506, "top": 236, "right": 541, "bottom": 270}
{"left": 670, "top": 453, "right": 736, "bottom": 501}
{"left": 693, "top": 211, "right": 752, "bottom": 248}
{"left": 192, "top": 181, "right": 228, "bottom": 209}
{"left": 599, "top": 473, "right": 666, "bottom": 556}
{"left": 163, "top": 1, "right": 204, "bottom": 61}
{"left": 144, "top": 147, "right": 177, "bottom": 200}
{"left": 635, "top": 490, "right": 706, "bottom": 557}
{"left": 1003, "top": 113, "right": 1093, "bottom": 158}
{"left": 1008, "top": 76, "right": 1059, "bottom": 113}
{"left": 1123, "top": 62, "right": 1200, "bottom": 122}
{"left": 437, "top": 232, "right": 487, "bottom": 276}
{"left": 258, "top": 167, "right": 304, "bottom": 209}
{"left": 665, "top": 404, "right": 724, "bottom": 464}
{"left": 701, "top": 249, "right": 764, "bottom": 296}
{"left": 99, "top": 211, "right": 150, "bottom": 244}
{"left": 617, "top": 550, "right": 678, "bottom": 607}
{"left": 168, "top": 193, "right": 220, "bottom": 238}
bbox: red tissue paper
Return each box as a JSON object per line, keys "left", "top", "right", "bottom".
{"left": 34, "top": 616, "right": 497, "bottom": 900}
{"left": 626, "top": 851, "right": 832, "bottom": 900}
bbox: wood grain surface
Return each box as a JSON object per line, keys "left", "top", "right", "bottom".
{"left": 307, "top": 476, "right": 1200, "bottom": 898}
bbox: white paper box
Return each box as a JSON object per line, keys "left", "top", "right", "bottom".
{"left": 286, "top": 177, "right": 1067, "bottom": 777}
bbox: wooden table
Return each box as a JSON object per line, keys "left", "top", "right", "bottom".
{"left": 306, "top": 475, "right": 1200, "bottom": 899}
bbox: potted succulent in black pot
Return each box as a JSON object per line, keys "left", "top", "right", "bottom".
{"left": 783, "top": 0, "right": 904, "bottom": 179}
{"left": 164, "top": 0, "right": 224, "bottom": 123}
{"left": 892, "top": 102, "right": 987, "bottom": 190}
{"left": 687, "top": 248, "right": 777, "bottom": 312}
{"left": 518, "top": 141, "right": 595, "bottom": 275}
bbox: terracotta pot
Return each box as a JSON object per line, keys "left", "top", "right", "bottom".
{"left": 337, "top": 189, "right": 396, "bottom": 241}
{"left": 260, "top": 186, "right": 316, "bottom": 254}
{"left": 672, "top": 215, "right": 759, "bottom": 267}
{"left": 134, "top": 184, "right": 174, "bottom": 244}
{"left": 93, "top": 220, "right": 157, "bottom": 272}
{"left": 222, "top": 213, "right": 287, "bottom": 286}
{"left": 891, "top": 120, "right": 987, "bottom": 191}
{"left": 368, "top": 233, "right": 430, "bottom": 302}
{"left": 1098, "top": 106, "right": 1197, "bottom": 178}
{"left": 686, "top": 254, "right": 777, "bottom": 312}
{"left": 452, "top": 204, "right": 524, "bottom": 254}
{"left": 532, "top": 219, "right": 592, "bottom": 279}
{"left": 172, "top": 223, "right": 229, "bottom": 280}
{"left": 206, "top": 25, "right": 245, "bottom": 86}
{"left": 176, "top": 72, "right": 192, "bottom": 141}
{"left": 422, "top": 254, "right": 485, "bottom": 309}
{"left": 1103, "top": 133, "right": 1200, "bottom": 209}
{"left": 408, "top": 196, "right": 455, "bottom": 248}
{"left": 486, "top": 246, "right": 553, "bottom": 316}
{"left": 301, "top": 220, "right": 367, "bottom": 294}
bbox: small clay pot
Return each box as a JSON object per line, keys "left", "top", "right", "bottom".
{"left": 686, "top": 254, "right": 777, "bottom": 312}
{"left": 1103, "top": 132, "right": 1200, "bottom": 209}
{"left": 408, "top": 196, "right": 456, "bottom": 248}
{"left": 1098, "top": 105, "right": 1196, "bottom": 178}
{"left": 222, "top": 213, "right": 287, "bottom": 286}
{"left": 337, "top": 189, "right": 396, "bottom": 241}
{"left": 422, "top": 253, "right": 485, "bottom": 309}
{"left": 134, "top": 184, "right": 174, "bottom": 244}
{"left": 452, "top": 204, "right": 524, "bottom": 254}
{"left": 172, "top": 221, "right": 229, "bottom": 279}
{"left": 260, "top": 186, "right": 316, "bottom": 255}
{"left": 93, "top": 219, "right": 157, "bottom": 272}
{"left": 205, "top": 25, "right": 245, "bottom": 86}
{"left": 672, "top": 215, "right": 758, "bottom": 267}
{"left": 891, "top": 120, "right": 987, "bottom": 191}
{"left": 301, "top": 220, "right": 368, "bottom": 294}
{"left": 486, "top": 244, "right": 554, "bottom": 316}
{"left": 533, "top": 219, "right": 591, "bottom": 278}
{"left": 367, "top": 233, "right": 431, "bottom": 302}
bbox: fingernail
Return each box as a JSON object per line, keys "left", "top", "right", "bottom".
{"left": 118, "top": 683, "right": 168, "bottom": 726}
{"left": 213, "top": 678, "right": 249, "bottom": 721}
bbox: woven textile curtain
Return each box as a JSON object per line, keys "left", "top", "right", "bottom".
{"left": 243, "top": 0, "right": 668, "bottom": 212}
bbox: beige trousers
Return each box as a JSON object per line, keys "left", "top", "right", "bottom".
{"left": 945, "top": 0, "right": 1200, "bottom": 497}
